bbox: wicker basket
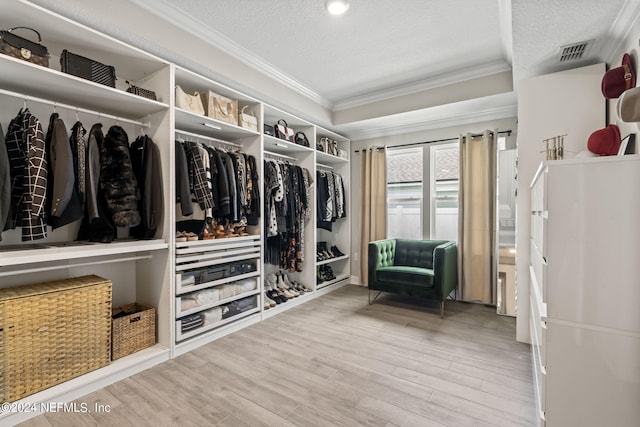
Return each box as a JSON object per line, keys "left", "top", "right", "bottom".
{"left": 111, "top": 303, "right": 156, "bottom": 360}
{"left": 0, "top": 275, "right": 112, "bottom": 402}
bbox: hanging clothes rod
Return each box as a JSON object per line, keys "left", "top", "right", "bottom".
{"left": 175, "top": 129, "right": 242, "bottom": 148}
{"left": 0, "top": 255, "right": 152, "bottom": 277}
{"left": 317, "top": 163, "right": 333, "bottom": 170}
{"left": 0, "top": 87, "right": 151, "bottom": 128}
{"left": 264, "top": 150, "right": 298, "bottom": 161}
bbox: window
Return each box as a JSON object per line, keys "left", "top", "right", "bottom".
{"left": 430, "top": 143, "right": 459, "bottom": 241}
{"left": 386, "top": 148, "right": 423, "bottom": 239}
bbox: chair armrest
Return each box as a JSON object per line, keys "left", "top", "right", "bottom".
{"left": 433, "top": 242, "right": 458, "bottom": 299}
{"left": 368, "top": 239, "right": 396, "bottom": 286}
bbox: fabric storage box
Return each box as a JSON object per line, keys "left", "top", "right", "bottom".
{"left": 111, "top": 303, "right": 156, "bottom": 360}
{"left": 0, "top": 275, "right": 112, "bottom": 402}
{"left": 202, "top": 90, "right": 238, "bottom": 125}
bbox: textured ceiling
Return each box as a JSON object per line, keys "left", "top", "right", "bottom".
{"left": 145, "top": 0, "right": 507, "bottom": 104}
{"left": 29, "top": 0, "right": 640, "bottom": 138}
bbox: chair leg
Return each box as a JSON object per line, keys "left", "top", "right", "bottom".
{"left": 440, "top": 300, "right": 445, "bottom": 318}
{"left": 369, "top": 290, "right": 382, "bottom": 305}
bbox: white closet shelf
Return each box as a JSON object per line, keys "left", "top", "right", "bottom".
{"left": 264, "top": 135, "right": 313, "bottom": 154}
{"left": 316, "top": 150, "right": 349, "bottom": 164}
{"left": 176, "top": 270, "right": 260, "bottom": 296}
{"left": 316, "top": 273, "right": 350, "bottom": 290}
{"left": 317, "top": 255, "right": 350, "bottom": 266}
{"left": 0, "top": 55, "right": 169, "bottom": 118}
{"left": 0, "top": 239, "right": 168, "bottom": 267}
{"left": 175, "top": 108, "right": 259, "bottom": 140}
{"left": 175, "top": 234, "right": 260, "bottom": 250}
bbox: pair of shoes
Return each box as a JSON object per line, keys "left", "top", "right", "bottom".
{"left": 264, "top": 293, "right": 276, "bottom": 308}
{"left": 265, "top": 274, "right": 288, "bottom": 303}
{"left": 276, "top": 272, "right": 299, "bottom": 298}
{"left": 176, "top": 231, "right": 198, "bottom": 242}
{"left": 317, "top": 265, "right": 336, "bottom": 284}
{"left": 317, "top": 242, "right": 334, "bottom": 261}
{"left": 282, "top": 272, "right": 311, "bottom": 294}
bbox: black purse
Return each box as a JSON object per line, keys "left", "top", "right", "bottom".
{"left": 126, "top": 80, "right": 157, "bottom": 100}
{"left": 60, "top": 49, "right": 116, "bottom": 87}
{"left": 295, "top": 131, "right": 309, "bottom": 147}
{"left": 0, "top": 27, "right": 49, "bottom": 67}
{"left": 264, "top": 124, "right": 275, "bottom": 137}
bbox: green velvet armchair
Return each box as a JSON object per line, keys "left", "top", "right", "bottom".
{"left": 368, "top": 239, "right": 458, "bottom": 318}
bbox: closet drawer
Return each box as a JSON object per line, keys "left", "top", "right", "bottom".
{"left": 530, "top": 317, "right": 547, "bottom": 425}
{"left": 175, "top": 276, "right": 259, "bottom": 318}
{"left": 530, "top": 212, "right": 547, "bottom": 258}
{"left": 530, "top": 241, "right": 547, "bottom": 302}
{"left": 531, "top": 166, "right": 547, "bottom": 212}
{"left": 530, "top": 291, "right": 547, "bottom": 367}
{"left": 176, "top": 257, "right": 259, "bottom": 295}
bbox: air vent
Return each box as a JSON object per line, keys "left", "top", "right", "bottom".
{"left": 557, "top": 40, "right": 592, "bottom": 63}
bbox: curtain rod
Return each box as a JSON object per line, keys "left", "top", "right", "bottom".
{"left": 0, "top": 87, "right": 151, "bottom": 128}
{"left": 354, "top": 130, "right": 512, "bottom": 152}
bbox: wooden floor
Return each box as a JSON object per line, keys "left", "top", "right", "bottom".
{"left": 20, "top": 285, "right": 536, "bottom": 427}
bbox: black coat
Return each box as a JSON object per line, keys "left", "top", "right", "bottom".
{"left": 100, "top": 125, "right": 140, "bottom": 228}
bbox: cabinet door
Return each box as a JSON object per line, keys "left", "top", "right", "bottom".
{"left": 545, "top": 322, "right": 640, "bottom": 427}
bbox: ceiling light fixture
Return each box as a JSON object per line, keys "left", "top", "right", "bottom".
{"left": 325, "top": 0, "right": 349, "bottom": 15}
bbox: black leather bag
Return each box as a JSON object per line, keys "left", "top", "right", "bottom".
{"left": 264, "top": 124, "right": 275, "bottom": 137}
{"left": 0, "top": 27, "right": 49, "bottom": 67}
{"left": 60, "top": 49, "right": 116, "bottom": 87}
{"left": 295, "top": 131, "right": 309, "bottom": 147}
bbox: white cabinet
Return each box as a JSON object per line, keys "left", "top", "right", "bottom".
{"left": 529, "top": 156, "right": 640, "bottom": 427}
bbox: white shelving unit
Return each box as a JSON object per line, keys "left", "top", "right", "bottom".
{"left": 0, "top": 1, "right": 352, "bottom": 422}
{"left": 0, "top": 1, "right": 173, "bottom": 425}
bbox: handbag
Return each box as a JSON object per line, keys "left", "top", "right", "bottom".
{"left": 274, "top": 119, "right": 294, "bottom": 142}
{"left": 320, "top": 137, "right": 338, "bottom": 155}
{"left": 202, "top": 90, "right": 238, "bottom": 125}
{"left": 60, "top": 49, "right": 116, "bottom": 87}
{"left": 0, "top": 27, "right": 49, "bottom": 67}
{"left": 126, "top": 80, "right": 157, "bottom": 101}
{"left": 264, "top": 124, "right": 275, "bottom": 137}
{"left": 294, "top": 131, "right": 309, "bottom": 147}
{"left": 175, "top": 85, "right": 205, "bottom": 115}
{"left": 238, "top": 105, "right": 257, "bottom": 132}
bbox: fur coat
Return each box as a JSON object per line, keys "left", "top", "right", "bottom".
{"left": 100, "top": 125, "right": 140, "bottom": 228}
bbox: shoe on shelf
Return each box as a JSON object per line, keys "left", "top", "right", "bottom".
{"left": 265, "top": 293, "right": 276, "bottom": 308}
{"left": 176, "top": 231, "right": 187, "bottom": 242}
{"left": 330, "top": 245, "right": 345, "bottom": 257}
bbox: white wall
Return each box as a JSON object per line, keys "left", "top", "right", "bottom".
{"left": 515, "top": 64, "right": 605, "bottom": 343}
{"left": 350, "top": 117, "right": 517, "bottom": 285}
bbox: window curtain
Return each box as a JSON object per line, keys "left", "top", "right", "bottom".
{"left": 458, "top": 130, "right": 497, "bottom": 304}
{"left": 359, "top": 147, "right": 387, "bottom": 285}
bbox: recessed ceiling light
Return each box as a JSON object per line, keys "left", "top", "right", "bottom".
{"left": 325, "top": 0, "right": 349, "bottom": 15}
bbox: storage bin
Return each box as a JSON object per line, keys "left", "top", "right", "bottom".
{"left": 111, "top": 303, "right": 156, "bottom": 360}
{"left": 0, "top": 275, "right": 112, "bottom": 402}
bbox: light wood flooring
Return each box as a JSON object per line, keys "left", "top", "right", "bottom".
{"left": 19, "top": 285, "right": 535, "bottom": 427}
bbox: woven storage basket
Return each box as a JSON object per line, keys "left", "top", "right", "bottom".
{"left": 0, "top": 275, "right": 111, "bottom": 402}
{"left": 111, "top": 303, "right": 155, "bottom": 360}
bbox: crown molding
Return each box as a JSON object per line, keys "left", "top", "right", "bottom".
{"left": 332, "top": 60, "right": 512, "bottom": 112}
{"left": 343, "top": 104, "right": 517, "bottom": 141}
{"left": 130, "top": 0, "right": 333, "bottom": 109}
{"left": 603, "top": 0, "right": 640, "bottom": 64}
